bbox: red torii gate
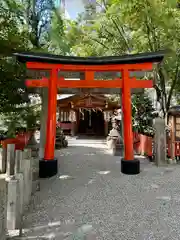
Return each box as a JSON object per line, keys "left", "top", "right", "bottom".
{"left": 14, "top": 51, "right": 165, "bottom": 178}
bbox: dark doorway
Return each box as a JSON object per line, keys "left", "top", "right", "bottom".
{"left": 78, "top": 109, "right": 105, "bottom": 136}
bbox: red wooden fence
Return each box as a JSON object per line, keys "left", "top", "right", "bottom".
{"left": 1, "top": 129, "right": 179, "bottom": 158}
{"left": 133, "top": 132, "right": 180, "bottom": 158}
{"left": 133, "top": 132, "right": 153, "bottom": 157}
{"left": 1, "top": 132, "right": 32, "bottom": 150}
{"left": 167, "top": 141, "right": 180, "bottom": 157}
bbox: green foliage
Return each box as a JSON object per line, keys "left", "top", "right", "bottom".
{"left": 53, "top": 0, "right": 180, "bottom": 116}
{"left": 0, "top": 0, "right": 53, "bottom": 133}
{"left": 0, "top": 59, "right": 27, "bottom": 113}
{"left": 0, "top": 111, "right": 25, "bottom": 137}
{"left": 1, "top": 0, "right": 180, "bottom": 137}
{"left": 0, "top": 104, "right": 41, "bottom": 137}
{"left": 0, "top": 0, "right": 29, "bottom": 55}
{"left": 46, "top": 10, "right": 72, "bottom": 54}
{"left": 107, "top": 93, "right": 155, "bottom": 135}
{"left": 132, "top": 93, "right": 155, "bottom": 135}
{"left": 0, "top": 0, "right": 30, "bottom": 114}
{"left": 24, "top": 104, "right": 41, "bottom": 131}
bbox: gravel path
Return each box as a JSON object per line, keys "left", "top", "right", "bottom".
{"left": 9, "top": 138, "right": 180, "bottom": 239}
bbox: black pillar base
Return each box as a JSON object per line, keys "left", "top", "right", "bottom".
{"left": 121, "top": 158, "right": 140, "bottom": 175}
{"left": 39, "top": 158, "right": 58, "bottom": 178}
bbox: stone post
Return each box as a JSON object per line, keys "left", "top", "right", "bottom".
{"left": 24, "top": 149, "right": 31, "bottom": 159}
{"left": 6, "top": 148, "right": 33, "bottom": 230}
{"left": 21, "top": 150, "right": 32, "bottom": 209}
{"left": 154, "top": 117, "right": 167, "bottom": 166}
{"left": 14, "top": 150, "right": 23, "bottom": 175}
{"left": 6, "top": 176, "right": 19, "bottom": 230}
{"left": 5, "top": 144, "right": 20, "bottom": 230}
{"left": 39, "top": 88, "right": 48, "bottom": 159}
{"left": 6, "top": 144, "right": 15, "bottom": 176}
{"left": 0, "top": 176, "right": 7, "bottom": 240}
{"left": 0, "top": 148, "right": 6, "bottom": 174}
{"left": 14, "top": 150, "right": 24, "bottom": 229}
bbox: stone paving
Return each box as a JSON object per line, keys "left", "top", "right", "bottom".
{"left": 8, "top": 138, "right": 180, "bottom": 240}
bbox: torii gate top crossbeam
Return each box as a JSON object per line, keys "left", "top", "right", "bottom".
{"left": 14, "top": 50, "right": 165, "bottom": 71}
{"left": 14, "top": 50, "right": 165, "bottom": 90}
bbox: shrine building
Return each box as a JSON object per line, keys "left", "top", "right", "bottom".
{"left": 57, "top": 94, "right": 120, "bottom": 136}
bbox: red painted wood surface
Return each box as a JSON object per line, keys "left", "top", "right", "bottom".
{"left": 133, "top": 132, "right": 153, "bottom": 157}
{"left": 167, "top": 140, "right": 180, "bottom": 157}
{"left": 26, "top": 77, "right": 153, "bottom": 89}
{"left": 44, "top": 68, "right": 58, "bottom": 160}
{"left": 26, "top": 62, "right": 153, "bottom": 71}
{"left": 2, "top": 132, "right": 32, "bottom": 150}
{"left": 133, "top": 132, "right": 180, "bottom": 158}
{"left": 122, "top": 69, "right": 134, "bottom": 160}
{"left": 175, "top": 142, "right": 180, "bottom": 156}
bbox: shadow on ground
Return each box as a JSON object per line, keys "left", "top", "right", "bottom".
{"left": 7, "top": 140, "right": 180, "bottom": 240}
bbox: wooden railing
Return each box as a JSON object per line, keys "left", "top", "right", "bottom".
{"left": 167, "top": 141, "right": 180, "bottom": 157}
{"left": 133, "top": 132, "right": 180, "bottom": 158}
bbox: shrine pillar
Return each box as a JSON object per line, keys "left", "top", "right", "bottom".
{"left": 121, "top": 68, "right": 140, "bottom": 175}
{"left": 69, "top": 110, "right": 77, "bottom": 137}
{"left": 39, "top": 68, "right": 58, "bottom": 178}
{"left": 103, "top": 111, "right": 111, "bottom": 136}
{"left": 39, "top": 88, "right": 48, "bottom": 159}
{"left": 104, "top": 121, "right": 108, "bottom": 136}
{"left": 71, "top": 122, "right": 76, "bottom": 136}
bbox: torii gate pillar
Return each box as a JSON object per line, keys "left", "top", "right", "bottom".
{"left": 39, "top": 68, "right": 58, "bottom": 178}
{"left": 121, "top": 68, "right": 139, "bottom": 174}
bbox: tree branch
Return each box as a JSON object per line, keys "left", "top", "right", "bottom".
{"left": 91, "top": 38, "right": 109, "bottom": 50}
{"left": 102, "top": 28, "right": 126, "bottom": 50}
{"left": 144, "top": 17, "right": 154, "bottom": 51}
{"left": 102, "top": 0, "right": 108, "bottom": 11}
{"left": 101, "top": 0, "right": 131, "bottom": 52}
{"left": 110, "top": 17, "right": 131, "bottom": 52}
{"left": 144, "top": 0, "right": 159, "bottom": 51}
{"left": 156, "top": 66, "right": 167, "bottom": 117}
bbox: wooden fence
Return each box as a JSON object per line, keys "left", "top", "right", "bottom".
{"left": 0, "top": 132, "right": 32, "bottom": 150}
{"left": 133, "top": 132, "right": 180, "bottom": 159}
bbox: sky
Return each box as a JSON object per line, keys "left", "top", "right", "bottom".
{"left": 53, "top": 0, "right": 87, "bottom": 19}
{"left": 55, "top": 0, "right": 88, "bottom": 99}
{"left": 54, "top": 0, "right": 97, "bottom": 20}
{"left": 64, "top": 0, "right": 86, "bottom": 19}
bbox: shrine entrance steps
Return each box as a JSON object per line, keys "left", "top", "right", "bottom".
{"left": 75, "top": 135, "right": 106, "bottom": 140}
{"left": 67, "top": 136, "right": 107, "bottom": 149}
